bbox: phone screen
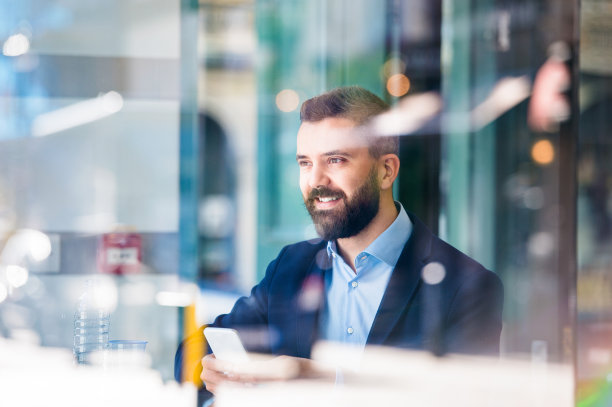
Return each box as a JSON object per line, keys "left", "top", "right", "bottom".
{"left": 204, "top": 327, "right": 249, "bottom": 363}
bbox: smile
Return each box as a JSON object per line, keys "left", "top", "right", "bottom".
{"left": 318, "top": 196, "right": 340, "bottom": 203}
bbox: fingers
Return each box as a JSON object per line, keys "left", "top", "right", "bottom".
{"left": 201, "top": 354, "right": 223, "bottom": 394}
{"left": 200, "top": 354, "right": 256, "bottom": 394}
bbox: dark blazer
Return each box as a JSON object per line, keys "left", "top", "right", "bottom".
{"left": 175, "top": 213, "right": 504, "bottom": 386}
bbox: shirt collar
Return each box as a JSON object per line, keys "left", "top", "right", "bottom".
{"left": 326, "top": 202, "right": 412, "bottom": 267}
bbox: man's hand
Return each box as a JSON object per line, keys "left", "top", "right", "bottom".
{"left": 200, "top": 353, "right": 326, "bottom": 394}
{"left": 200, "top": 354, "right": 251, "bottom": 394}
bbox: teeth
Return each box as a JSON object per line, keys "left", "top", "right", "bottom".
{"left": 319, "top": 197, "right": 338, "bottom": 203}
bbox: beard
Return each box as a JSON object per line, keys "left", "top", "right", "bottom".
{"left": 304, "top": 167, "right": 380, "bottom": 241}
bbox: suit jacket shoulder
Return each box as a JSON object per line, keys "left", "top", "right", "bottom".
{"left": 208, "top": 238, "right": 328, "bottom": 355}
{"left": 371, "top": 213, "right": 503, "bottom": 355}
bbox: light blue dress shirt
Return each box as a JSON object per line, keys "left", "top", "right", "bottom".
{"left": 320, "top": 203, "right": 412, "bottom": 349}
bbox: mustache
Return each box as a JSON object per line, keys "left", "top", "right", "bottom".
{"left": 307, "top": 187, "right": 346, "bottom": 202}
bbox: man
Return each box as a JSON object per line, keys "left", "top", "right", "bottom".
{"left": 175, "top": 86, "right": 503, "bottom": 396}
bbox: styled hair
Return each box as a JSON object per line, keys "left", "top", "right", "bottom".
{"left": 299, "top": 86, "right": 398, "bottom": 157}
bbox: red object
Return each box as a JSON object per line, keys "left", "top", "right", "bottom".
{"left": 97, "top": 232, "right": 142, "bottom": 274}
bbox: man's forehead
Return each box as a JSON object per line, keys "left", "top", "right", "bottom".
{"left": 296, "top": 118, "right": 370, "bottom": 151}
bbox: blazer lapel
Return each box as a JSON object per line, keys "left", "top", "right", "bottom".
{"left": 295, "top": 243, "right": 330, "bottom": 358}
{"left": 366, "top": 214, "right": 433, "bottom": 345}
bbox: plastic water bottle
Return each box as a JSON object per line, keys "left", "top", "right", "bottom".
{"left": 73, "top": 279, "right": 110, "bottom": 364}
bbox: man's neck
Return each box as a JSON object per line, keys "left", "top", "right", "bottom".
{"left": 336, "top": 197, "right": 399, "bottom": 273}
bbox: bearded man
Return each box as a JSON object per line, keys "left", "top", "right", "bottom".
{"left": 175, "top": 86, "right": 503, "bottom": 397}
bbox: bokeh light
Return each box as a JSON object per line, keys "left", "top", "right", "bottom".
{"left": 523, "top": 186, "right": 545, "bottom": 210}
{"left": 156, "top": 282, "right": 198, "bottom": 307}
{"left": 32, "top": 91, "right": 124, "bottom": 137}
{"left": 0, "top": 229, "right": 51, "bottom": 265}
{"left": 78, "top": 276, "right": 119, "bottom": 313}
{"left": 275, "top": 89, "right": 300, "bottom": 112}
{"left": 25, "top": 230, "right": 52, "bottom": 262}
{"left": 6, "top": 265, "right": 29, "bottom": 288}
{"left": 0, "top": 282, "right": 7, "bottom": 304}
{"left": 531, "top": 139, "right": 555, "bottom": 165}
{"left": 120, "top": 280, "right": 156, "bottom": 306}
{"left": 101, "top": 91, "right": 124, "bottom": 114}
{"left": 3, "top": 33, "right": 30, "bottom": 57}
{"left": 156, "top": 291, "right": 192, "bottom": 307}
{"left": 422, "top": 262, "right": 446, "bottom": 285}
{"left": 529, "top": 232, "right": 555, "bottom": 258}
{"left": 382, "top": 57, "right": 406, "bottom": 78}
{"left": 386, "top": 74, "right": 411, "bottom": 97}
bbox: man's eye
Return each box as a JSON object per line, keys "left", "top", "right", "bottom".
{"left": 329, "top": 157, "right": 345, "bottom": 164}
{"left": 298, "top": 161, "right": 311, "bottom": 167}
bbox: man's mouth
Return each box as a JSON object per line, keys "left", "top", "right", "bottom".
{"left": 312, "top": 195, "right": 343, "bottom": 210}
{"left": 317, "top": 196, "right": 340, "bottom": 203}
{"left": 306, "top": 187, "right": 346, "bottom": 211}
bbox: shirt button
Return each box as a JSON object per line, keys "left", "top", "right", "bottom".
{"left": 347, "top": 327, "right": 354, "bottom": 335}
{"left": 351, "top": 281, "right": 358, "bottom": 288}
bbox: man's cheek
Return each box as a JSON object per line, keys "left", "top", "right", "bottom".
{"left": 299, "top": 183, "right": 310, "bottom": 200}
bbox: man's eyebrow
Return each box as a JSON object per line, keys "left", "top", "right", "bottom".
{"left": 323, "top": 150, "right": 353, "bottom": 157}
{"left": 296, "top": 150, "right": 354, "bottom": 160}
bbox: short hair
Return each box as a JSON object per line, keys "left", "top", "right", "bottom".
{"left": 300, "top": 86, "right": 399, "bottom": 158}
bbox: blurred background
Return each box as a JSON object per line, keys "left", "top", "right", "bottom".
{"left": 0, "top": 0, "right": 611, "bottom": 404}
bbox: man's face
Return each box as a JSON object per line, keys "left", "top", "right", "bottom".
{"left": 296, "top": 117, "right": 381, "bottom": 240}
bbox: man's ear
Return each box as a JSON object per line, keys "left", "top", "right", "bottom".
{"left": 379, "top": 154, "right": 400, "bottom": 190}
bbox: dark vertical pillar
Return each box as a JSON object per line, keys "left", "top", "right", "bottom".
{"left": 178, "top": 0, "right": 201, "bottom": 395}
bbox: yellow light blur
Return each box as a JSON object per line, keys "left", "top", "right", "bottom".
{"left": 531, "top": 139, "right": 555, "bottom": 165}
{"left": 182, "top": 302, "right": 204, "bottom": 386}
{"left": 386, "top": 74, "right": 411, "bottom": 97}
{"left": 382, "top": 57, "right": 406, "bottom": 78}
{"left": 275, "top": 89, "right": 300, "bottom": 112}
{"left": 3, "top": 33, "right": 30, "bottom": 57}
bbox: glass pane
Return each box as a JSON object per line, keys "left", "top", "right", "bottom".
{"left": 0, "top": 0, "right": 195, "bottom": 401}
{"left": 577, "top": 0, "right": 612, "bottom": 403}
{"left": 194, "top": 1, "right": 576, "bottom": 405}
{"left": 441, "top": 0, "right": 577, "bottom": 365}
{"left": 2, "top": 0, "right": 600, "bottom": 405}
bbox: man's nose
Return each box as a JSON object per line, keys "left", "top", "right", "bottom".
{"left": 308, "top": 164, "right": 330, "bottom": 188}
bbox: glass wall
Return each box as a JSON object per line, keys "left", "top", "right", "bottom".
{"left": 0, "top": 0, "right": 193, "bottom": 396}
{"left": 196, "top": 0, "right": 580, "bottom": 404}
{"left": 441, "top": 0, "right": 578, "bottom": 364}
{"left": 4, "top": 0, "right": 612, "bottom": 405}
{"left": 577, "top": 0, "right": 612, "bottom": 404}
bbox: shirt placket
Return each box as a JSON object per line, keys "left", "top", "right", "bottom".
{"left": 342, "top": 260, "right": 356, "bottom": 341}
{"left": 347, "top": 253, "right": 368, "bottom": 342}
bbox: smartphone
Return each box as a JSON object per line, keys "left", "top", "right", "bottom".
{"left": 203, "top": 327, "right": 249, "bottom": 363}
